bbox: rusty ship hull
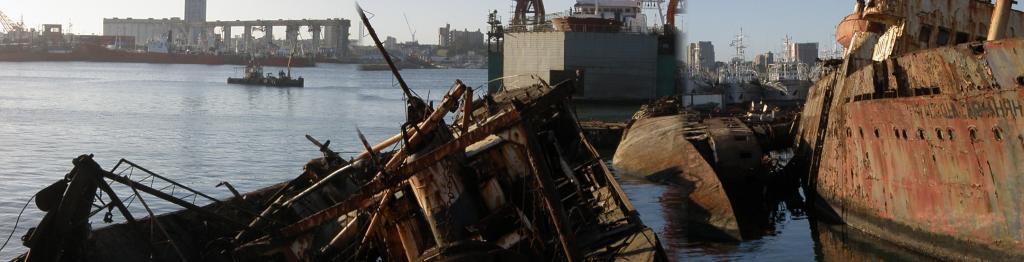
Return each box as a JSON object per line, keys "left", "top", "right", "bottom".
{"left": 795, "top": 0, "right": 1024, "bottom": 260}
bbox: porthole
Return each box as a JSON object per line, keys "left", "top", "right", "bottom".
{"left": 936, "top": 128, "right": 944, "bottom": 140}
{"left": 847, "top": 128, "right": 852, "bottom": 137}
{"left": 947, "top": 128, "right": 955, "bottom": 140}
{"left": 859, "top": 127, "right": 864, "bottom": 138}
{"left": 893, "top": 128, "right": 900, "bottom": 138}
{"left": 874, "top": 128, "right": 880, "bottom": 138}
{"left": 902, "top": 129, "right": 908, "bottom": 140}
{"left": 993, "top": 127, "right": 1004, "bottom": 141}
{"left": 969, "top": 127, "right": 978, "bottom": 142}
{"left": 917, "top": 128, "right": 926, "bottom": 139}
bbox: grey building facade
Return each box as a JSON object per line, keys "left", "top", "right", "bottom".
{"left": 502, "top": 32, "right": 662, "bottom": 102}
{"left": 688, "top": 41, "right": 716, "bottom": 71}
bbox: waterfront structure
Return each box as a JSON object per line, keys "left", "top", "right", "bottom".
{"left": 184, "top": 0, "right": 207, "bottom": 50}
{"left": 101, "top": 0, "right": 350, "bottom": 58}
{"left": 102, "top": 18, "right": 187, "bottom": 49}
{"left": 492, "top": 0, "right": 679, "bottom": 103}
{"left": 184, "top": 0, "right": 206, "bottom": 24}
{"left": 503, "top": 31, "right": 672, "bottom": 102}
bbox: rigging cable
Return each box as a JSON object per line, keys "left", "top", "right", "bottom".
{"left": 0, "top": 195, "right": 36, "bottom": 253}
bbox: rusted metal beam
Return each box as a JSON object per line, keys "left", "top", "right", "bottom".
{"left": 988, "top": 0, "right": 1014, "bottom": 41}
{"left": 129, "top": 187, "right": 188, "bottom": 262}
{"left": 353, "top": 190, "right": 391, "bottom": 257}
{"left": 383, "top": 81, "right": 468, "bottom": 172}
{"left": 93, "top": 175, "right": 136, "bottom": 223}
{"left": 566, "top": 106, "right": 641, "bottom": 224}
{"left": 305, "top": 134, "right": 341, "bottom": 160}
{"left": 462, "top": 88, "right": 474, "bottom": 134}
{"left": 355, "top": 134, "right": 402, "bottom": 161}
{"left": 113, "top": 159, "right": 222, "bottom": 204}
{"left": 394, "top": 110, "right": 521, "bottom": 175}
{"left": 357, "top": 4, "right": 413, "bottom": 99}
{"left": 520, "top": 126, "right": 580, "bottom": 262}
{"left": 276, "top": 110, "right": 522, "bottom": 239}
{"left": 356, "top": 128, "right": 379, "bottom": 166}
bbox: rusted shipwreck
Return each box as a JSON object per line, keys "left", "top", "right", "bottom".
{"left": 794, "top": 0, "right": 1024, "bottom": 260}
{"left": 612, "top": 96, "right": 796, "bottom": 241}
{"left": 13, "top": 6, "right": 668, "bottom": 261}
{"left": 14, "top": 77, "right": 665, "bottom": 261}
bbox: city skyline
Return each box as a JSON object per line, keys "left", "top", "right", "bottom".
{"left": 4, "top": 1, "right": 1021, "bottom": 61}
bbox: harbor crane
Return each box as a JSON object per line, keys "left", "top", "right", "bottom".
{"left": 0, "top": 10, "right": 25, "bottom": 33}
{"left": 403, "top": 13, "right": 417, "bottom": 43}
{"left": 511, "top": 0, "right": 545, "bottom": 31}
{"left": 667, "top": 0, "right": 682, "bottom": 26}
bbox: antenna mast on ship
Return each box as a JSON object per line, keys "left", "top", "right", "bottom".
{"left": 781, "top": 35, "right": 793, "bottom": 62}
{"left": 730, "top": 27, "right": 747, "bottom": 61}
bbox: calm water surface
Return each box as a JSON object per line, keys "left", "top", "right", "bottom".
{"left": 0, "top": 62, "right": 919, "bottom": 260}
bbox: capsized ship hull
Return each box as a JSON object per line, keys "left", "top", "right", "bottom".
{"left": 796, "top": 39, "right": 1024, "bottom": 260}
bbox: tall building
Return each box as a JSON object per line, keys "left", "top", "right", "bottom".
{"left": 753, "top": 51, "right": 774, "bottom": 72}
{"left": 185, "top": 0, "right": 207, "bottom": 24}
{"left": 439, "top": 24, "right": 451, "bottom": 47}
{"left": 438, "top": 24, "right": 485, "bottom": 54}
{"left": 687, "top": 41, "right": 716, "bottom": 71}
{"left": 790, "top": 42, "right": 818, "bottom": 65}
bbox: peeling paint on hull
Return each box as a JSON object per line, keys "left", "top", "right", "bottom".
{"left": 797, "top": 38, "right": 1024, "bottom": 260}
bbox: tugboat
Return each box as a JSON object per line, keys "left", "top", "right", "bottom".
{"left": 227, "top": 57, "right": 304, "bottom": 87}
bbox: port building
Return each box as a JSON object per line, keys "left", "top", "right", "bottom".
{"left": 102, "top": 0, "right": 350, "bottom": 59}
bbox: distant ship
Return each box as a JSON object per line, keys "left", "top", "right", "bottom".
{"left": 488, "top": 0, "right": 681, "bottom": 118}
{"left": 794, "top": 0, "right": 1024, "bottom": 260}
{"left": 0, "top": 45, "right": 316, "bottom": 67}
{"left": 227, "top": 58, "right": 304, "bottom": 87}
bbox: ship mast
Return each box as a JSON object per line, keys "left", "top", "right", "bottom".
{"left": 730, "top": 27, "right": 747, "bottom": 61}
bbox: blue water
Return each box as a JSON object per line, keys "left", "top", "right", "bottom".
{"left": 0, "top": 62, "right": 917, "bottom": 261}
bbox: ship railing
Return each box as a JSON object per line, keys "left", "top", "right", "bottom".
{"left": 87, "top": 158, "right": 255, "bottom": 227}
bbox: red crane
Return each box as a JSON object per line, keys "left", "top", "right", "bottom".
{"left": 667, "top": 0, "right": 680, "bottom": 26}
{"left": 511, "top": 0, "right": 545, "bottom": 31}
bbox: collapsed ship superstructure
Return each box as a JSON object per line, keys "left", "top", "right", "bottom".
{"left": 795, "top": 0, "right": 1024, "bottom": 260}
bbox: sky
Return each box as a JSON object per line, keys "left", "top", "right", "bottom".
{"left": 1, "top": 1, "right": 1015, "bottom": 61}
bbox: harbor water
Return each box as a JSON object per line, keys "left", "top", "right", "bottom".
{"left": 0, "top": 62, "right": 925, "bottom": 261}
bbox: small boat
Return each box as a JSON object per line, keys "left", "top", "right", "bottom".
{"left": 227, "top": 57, "right": 304, "bottom": 88}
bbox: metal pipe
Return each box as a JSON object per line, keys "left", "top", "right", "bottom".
{"left": 988, "top": 0, "right": 1014, "bottom": 41}
{"left": 357, "top": 4, "right": 414, "bottom": 99}
{"left": 129, "top": 187, "right": 189, "bottom": 262}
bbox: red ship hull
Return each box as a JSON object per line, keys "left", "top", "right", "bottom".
{"left": 796, "top": 39, "right": 1024, "bottom": 261}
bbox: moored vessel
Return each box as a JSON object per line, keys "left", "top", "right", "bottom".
{"left": 227, "top": 58, "right": 304, "bottom": 88}
{"left": 794, "top": 0, "right": 1024, "bottom": 260}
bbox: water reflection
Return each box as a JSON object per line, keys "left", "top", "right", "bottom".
{"left": 615, "top": 148, "right": 935, "bottom": 261}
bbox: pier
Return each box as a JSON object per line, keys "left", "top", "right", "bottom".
{"left": 103, "top": 18, "right": 351, "bottom": 58}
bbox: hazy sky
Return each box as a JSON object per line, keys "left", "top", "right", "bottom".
{"left": 4, "top": 1, "right": 1016, "bottom": 60}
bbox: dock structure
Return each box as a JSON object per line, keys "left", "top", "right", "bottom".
{"left": 101, "top": 0, "right": 351, "bottom": 59}
{"left": 103, "top": 18, "right": 351, "bottom": 58}
{"left": 206, "top": 19, "right": 351, "bottom": 57}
